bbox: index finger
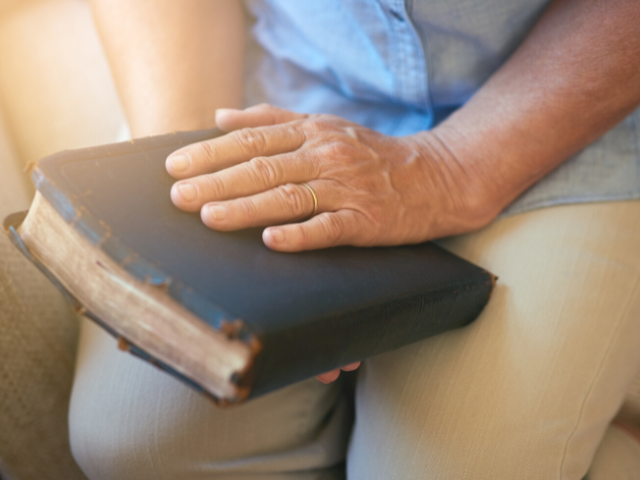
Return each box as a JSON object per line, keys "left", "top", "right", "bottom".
{"left": 166, "top": 123, "right": 307, "bottom": 179}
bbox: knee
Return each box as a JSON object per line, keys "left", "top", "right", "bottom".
{"left": 68, "top": 379, "right": 165, "bottom": 480}
{"left": 68, "top": 358, "right": 219, "bottom": 480}
{"left": 67, "top": 321, "right": 192, "bottom": 480}
{"left": 69, "top": 321, "right": 348, "bottom": 479}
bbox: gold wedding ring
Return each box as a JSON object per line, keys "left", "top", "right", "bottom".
{"left": 301, "top": 183, "right": 318, "bottom": 217}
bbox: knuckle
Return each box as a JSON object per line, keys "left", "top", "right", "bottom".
{"left": 288, "top": 224, "right": 307, "bottom": 250}
{"left": 204, "top": 174, "right": 227, "bottom": 198}
{"left": 237, "top": 199, "right": 258, "bottom": 222}
{"left": 195, "top": 141, "right": 220, "bottom": 165}
{"left": 235, "top": 128, "right": 267, "bottom": 154}
{"left": 295, "top": 224, "right": 312, "bottom": 249}
{"left": 318, "top": 213, "right": 343, "bottom": 243}
{"left": 255, "top": 103, "right": 280, "bottom": 123}
{"left": 286, "top": 124, "right": 308, "bottom": 148}
{"left": 324, "top": 140, "right": 353, "bottom": 158}
{"left": 248, "top": 156, "right": 282, "bottom": 187}
{"left": 277, "top": 184, "right": 307, "bottom": 215}
{"left": 302, "top": 116, "right": 330, "bottom": 135}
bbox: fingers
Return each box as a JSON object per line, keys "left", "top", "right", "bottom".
{"left": 316, "top": 362, "right": 362, "bottom": 384}
{"left": 200, "top": 181, "right": 339, "bottom": 231}
{"left": 340, "top": 362, "right": 361, "bottom": 372}
{"left": 166, "top": 121, "right": 307, "bottom": 179}
{"left": 170, "top": 151, "right": 320, "bottom": 211}
{"left": 164, "top": 106, "right": 394, "bottom": 252}
{"left": 216, "top": 104, "right": 308, "bottom": 131}
{"left": 263, "top": 210, "right": 370, "bottom": 252}
{"left": 316, "top": 370, "right": 341, "bottom": 384}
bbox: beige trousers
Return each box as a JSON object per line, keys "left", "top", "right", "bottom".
{"left": 67, "top": 199, "right": 640, "bottom": 480}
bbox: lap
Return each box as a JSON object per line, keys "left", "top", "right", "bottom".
{"left": 349, "top": 200, "right": 640, "bottom": 479}
{"left": 69, "top": 320, "right": 351, "bottom": 480}
{"left": 69, "top": 200, "right": 640, "bottom": 480}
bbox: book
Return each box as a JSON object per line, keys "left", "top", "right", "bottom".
{"left": 3, "top": 128, "right": 496, "bottom": 405}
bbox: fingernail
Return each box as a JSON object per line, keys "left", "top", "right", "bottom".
{"left": 168, "top": 154, "right": 190, "bottom": 172}
{"left": 177, "top": 183, "right": 197, "bottom": 201}
{"left": 268, "top": 228, "right": 285, "bottom": 243}
{"left": 207, "top": 205, "right": 227, "bottom": 221}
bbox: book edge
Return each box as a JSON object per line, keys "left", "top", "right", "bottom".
{"left": 7, "top": 194, "right": 257, "bottom": 405}
{"left": 30, "top": 129, "right": 260, "bottom": 346}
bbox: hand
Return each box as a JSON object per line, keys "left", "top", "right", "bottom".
{"left": 166, "top": 105, "right": 496, "bottom": 384}
{"left": 166, "top": 104, "right": 496, "bottom": 252}
{"left": 316, "top": 362, "right": 361, "bottom": 384}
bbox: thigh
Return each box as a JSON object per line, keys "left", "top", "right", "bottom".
{"left": 69, "top": 319, "right": 351, "bottom": 480}
{"left": 348, "top": 201, "right": 640, "bottom": 480}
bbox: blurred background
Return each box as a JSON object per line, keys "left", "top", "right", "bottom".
{"left": 0, "top": 1, "right": 124, "bottom": 479}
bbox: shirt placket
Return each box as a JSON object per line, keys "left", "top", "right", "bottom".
{"left": 383, "top": 0, "right": 433, "bottom": 127}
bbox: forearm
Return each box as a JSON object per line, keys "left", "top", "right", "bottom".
{"left": 153, "top": 0, "right": 638, "bottom": 252}
{"left": 431, "top": 0, "right": 640, "bottom": 221}
{"left": 90, "top": 0, "right": 245, "bottom": 138}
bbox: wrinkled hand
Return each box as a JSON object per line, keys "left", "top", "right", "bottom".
{"left": 166, "top": 104, "right": 493, "bottom": 382}
{"left": 166, "top": 104, "right": 492, "bottom": 253}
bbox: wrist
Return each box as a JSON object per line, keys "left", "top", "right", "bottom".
{"left": 411, "top": 128, "right": 504, "bottom": 233}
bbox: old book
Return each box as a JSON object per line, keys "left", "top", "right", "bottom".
{"left": 3, "top": 128, "right": 495, "bottom": 405}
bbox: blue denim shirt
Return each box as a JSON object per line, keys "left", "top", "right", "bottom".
{"left": 243, "top": 0, "right": 640, "bottom": 216}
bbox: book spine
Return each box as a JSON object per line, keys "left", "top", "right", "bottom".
{"left": 3, "top": 216, "right": 219, "bottom": 403}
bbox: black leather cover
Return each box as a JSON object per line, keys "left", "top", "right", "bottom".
{"left": 10, "top": 128, "right": 496, "bottom": 399}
